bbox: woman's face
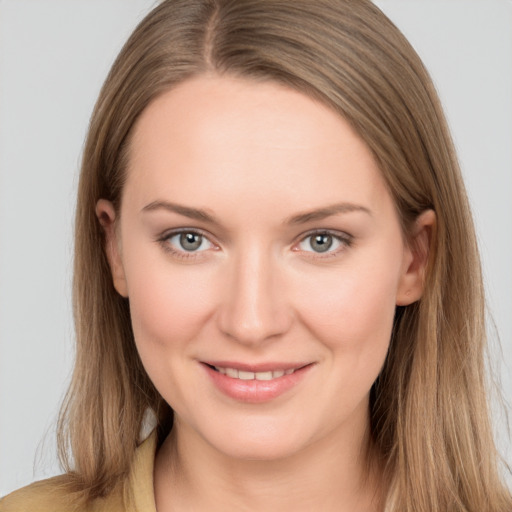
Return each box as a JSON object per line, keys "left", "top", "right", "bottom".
{"left": 99, "top": 75, "right": 427, "bottom": 461}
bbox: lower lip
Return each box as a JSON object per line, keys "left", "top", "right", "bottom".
{"left": 202, "top": 363, "right": 313, "bottom": 403}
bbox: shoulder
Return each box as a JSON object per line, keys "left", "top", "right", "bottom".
{"left": 0, "top": 431, "right": 158, "bottom": 512}
{"left": 0, "top": 476, "right": 124, "bottom": 512}
{"left": 1, "top": 477, "right": 80, "bottom": 512}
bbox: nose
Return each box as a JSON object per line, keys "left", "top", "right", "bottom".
{"left": 216, "top": 245, "right": 293, "bottom": 346}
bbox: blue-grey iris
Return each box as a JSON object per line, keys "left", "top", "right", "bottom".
{"left": 311, "top": 234, "right": 333, "bottom": 252}
{"left": 180, "top": 232, "right": 202, "bottom": 251}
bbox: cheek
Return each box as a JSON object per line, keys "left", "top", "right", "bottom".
{"left": 295, "top": 250, "right": 402, "bottom": 367}
{"left": 122, "top": 248, "right": 218, "bottom": 356}
{"left": 124, "top": 257, "right": 220, "bottom": 409}
{"left": 292, "top": 258, "right": 400, "bottom": 423}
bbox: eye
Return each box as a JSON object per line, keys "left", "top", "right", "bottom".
{"left": 297, "top": 231, "right": 351, "bottom": 254}
{"left": 164, "top": 230, "right": 214, "bottom": 253}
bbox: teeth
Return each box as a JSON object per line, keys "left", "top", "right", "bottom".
{"left": 226, "top": 367, "right": 238, "bottom": 378}
{"left": 255, "top": 371, "right": 273, "bottom": 381}
{"left": 214, "top": 366, "right": 296, "bottom": 380}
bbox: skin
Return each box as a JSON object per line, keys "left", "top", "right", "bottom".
{"left": 97, "top": 74, "right": 434, "bottom": 511}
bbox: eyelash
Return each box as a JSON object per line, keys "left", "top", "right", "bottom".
{"left": 157, "top": 228, "right": 353, "bottom": 261}
{"left": 294, "top": 229, "right": 353, "bottom": 259}
{"left": 157, "top": 228, "right": 217, "bottom": 261}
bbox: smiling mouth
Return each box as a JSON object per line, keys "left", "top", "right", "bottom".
{"left": 207, "top": 364, "right": 297, "bottom": 381}
{"left": 202, "top": 362, "right": 314, "bottom": 402}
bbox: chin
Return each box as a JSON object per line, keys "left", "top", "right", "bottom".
{"left": 196, "top": 416, "right": 317, "bottom": 462}
{"left": 214, "top": 437, "right": 306, "bottom": 462}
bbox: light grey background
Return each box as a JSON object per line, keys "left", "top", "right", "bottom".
{"left": 1, "top": 0, "right": 511, "bottom": 496}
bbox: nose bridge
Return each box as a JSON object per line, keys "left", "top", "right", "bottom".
{"left": 217, "top": 241, "right": 291, "bottom": 344}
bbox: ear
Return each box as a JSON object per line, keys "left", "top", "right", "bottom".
{"left": 96, "top": 199, "right": 128, "bottom": 298}
{"left": 396, "top": 209, "right": 436, "bottom": 306}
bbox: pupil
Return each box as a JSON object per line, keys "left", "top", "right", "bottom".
{"left": 312, "top": 234, "right": 332, "bottom": 252}
{"left": 180, "top": 232, "right": 202, "bottom": 251}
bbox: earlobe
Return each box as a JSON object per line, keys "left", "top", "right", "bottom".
{"left": 396, "top": 209, "right": 436, "bottom": 306}
{"left": 96, "top": 199, "right": 129, "bottom": 298}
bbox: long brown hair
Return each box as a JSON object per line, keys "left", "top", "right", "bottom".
{"left": 58, "top": 1, "right": 512, "bottom": 509}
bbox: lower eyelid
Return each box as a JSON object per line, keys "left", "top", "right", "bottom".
{"left": 157, "top": 229, "right": 216, "bottom": 255}
{"left": 172, "top": 233, "right": 212, "bottom": 251}
{"left": 296, "top": 232, "right": 352, "bottom": 252}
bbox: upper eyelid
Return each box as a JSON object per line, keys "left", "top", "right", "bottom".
{"left": 295, "top": 228, "right": 353, "bottom": 243}
{"left": 158, "top": 227, "right": 215, "bottom": 242}
{"left": 293, "top": 230, "right": 353, "bottom": 257}
{"left": 157, "top": 228, "right": 217, "bottom": 259}
{"left": 157, "top": 227, "right": 218, "bottom": 253}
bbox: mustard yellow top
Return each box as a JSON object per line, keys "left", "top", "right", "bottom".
{"left": 0, "top": 432, "right": 158, "bottom": 512}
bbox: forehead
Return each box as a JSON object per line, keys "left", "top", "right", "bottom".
{"left": 123, "top": 74, "right": 392, "bottom": 220}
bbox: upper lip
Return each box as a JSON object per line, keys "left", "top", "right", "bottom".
{"left": 202, "top": 361, "right": 312, "bottom": 372}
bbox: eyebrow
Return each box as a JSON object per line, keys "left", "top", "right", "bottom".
{"left": 141, "top": 200, "right": 218, "bottom": 223}
{"left": 141, "top": 200, "right": 371, "bottom": 225}
{"left": 285, "top": 202, "right": 372, "bottom": 224}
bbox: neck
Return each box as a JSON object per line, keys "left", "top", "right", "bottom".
{"left": 154, "top": 411, "right": 383, "bottom": 512}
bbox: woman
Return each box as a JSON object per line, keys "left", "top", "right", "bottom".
{"left": 1, "top": 0, "right": 510, "bottom": 510}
